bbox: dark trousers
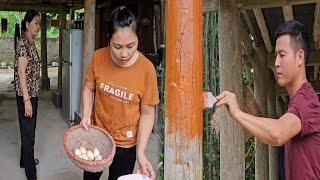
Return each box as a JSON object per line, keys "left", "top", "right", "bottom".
{"left": 84, "top": 146, "right": 136, "bottom": 180}
{"left": 16, "top": 96, "right": 38, "bottom": 180}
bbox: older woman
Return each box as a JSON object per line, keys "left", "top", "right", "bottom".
{"left": 14, "top": 9, "right": 41, "bottom": 180}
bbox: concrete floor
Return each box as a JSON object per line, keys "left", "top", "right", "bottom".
{"left": 0, "top": 68, "right": 160, "bottom": 180}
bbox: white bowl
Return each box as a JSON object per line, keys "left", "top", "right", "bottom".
{"left": 117, "top": 174, "right": 151, "bottom": 180}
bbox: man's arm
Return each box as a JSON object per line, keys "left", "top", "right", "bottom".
{"left": 236, "top": 111, "right": 301, "bottom": 146}
{"left": 216, "top": 91, "right": 301, "bottom": 146}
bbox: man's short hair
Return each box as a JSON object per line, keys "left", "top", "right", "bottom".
{"left": 275, "top": 20, "right": 310, "bottom": 64}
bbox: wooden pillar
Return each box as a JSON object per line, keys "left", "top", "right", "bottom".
{"left": 41, "top": 12, "right": 50, "bottom": 90}
{"left": 138, "top": 0, "right": 153, "bottom": 53}
{"left": 95, "top": 9, "right": 100, "bottom": 49}
{"left": 252, "top": 44, "right": 269, "bottom": 180}
{"left": 219, "top": 1, "right": 245, "bottom": 179}
{"left": 267, "top": 69, "right": 278, "bottom": 180}
{"left": 82, "top": 0, "right": 95, "bottom": 82}
{"left": 70, "top": 8, "right": 75, "bottom": 20}
{"left": 164, "top": 0, "right": 203, "bottom": 179}
{"left": 57, "top": 12, "right": 66, "bottom": 93}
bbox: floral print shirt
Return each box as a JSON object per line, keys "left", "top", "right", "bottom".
{"left": 14, "top": 34, "right": 40, "bottom": 97}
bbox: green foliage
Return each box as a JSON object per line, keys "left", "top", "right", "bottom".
{"left": 0, "top": 11, "right": 24, "bottom": 38}
{"left": 245, "top": 139, "right": 255, "bottom": 180}
{"left": 203, "top": 11, "right": 220, "bottom": 180}
{"left": 75, "top": 8, "right": 85, "bottom": 20}
{"left": 0, "top": 11, "right": 59, "bottom": 38}
{"left": 5, "top": 59, "right": 13, "bottom": 67}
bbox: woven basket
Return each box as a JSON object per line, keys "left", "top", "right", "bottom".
{"left": 63, "top": 124, "right": 116, "bottom": 172}
{"left": 211, "top": 85, "right": 262, "bottom": 141}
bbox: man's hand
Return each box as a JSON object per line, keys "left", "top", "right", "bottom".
{"left": 137, "top": 152, "right": 155, "bottom": 180}
{"left": 216, "top": 91, "right": 242, "bottom": 120}
{"left": 80, "top": 116, "right": 91, "bottom": 130}
{"left": 24, "top": 100, "right": 33, "bottom": 117}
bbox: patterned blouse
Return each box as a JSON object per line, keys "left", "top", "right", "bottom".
{"left": 14, "top": 34, "right": 40, "bottom": 97}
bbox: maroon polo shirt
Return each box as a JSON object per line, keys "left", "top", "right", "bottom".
{"left": 286, "top": 82, "right": 320, "bottom": 180}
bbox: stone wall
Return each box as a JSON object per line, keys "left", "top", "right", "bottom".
{"left": 0, "top": 37, "right": 59, "bottom": 67}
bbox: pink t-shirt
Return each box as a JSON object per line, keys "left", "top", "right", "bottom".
{"left": 286, "top": 82, "right": 320, "bottom": 180}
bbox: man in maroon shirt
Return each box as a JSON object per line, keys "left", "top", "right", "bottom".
{"left": 216, "top": 20, "right": 320, "bottom": 180}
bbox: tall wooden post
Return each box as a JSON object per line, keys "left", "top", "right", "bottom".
{"left": 82, "top": 0, "right": 95, "bottom": 83}
{"left": 276, "top": 96, "right": 285, "bottom": 180}
{"left": 267, "top": 69, "right": 278, "bottom": 180}
{"left": 164, "top": 0, "right": 203, "bottom": 179}
{"left": 252, "top": 44, "right": 269, "bottom": 180}
{"left": 219, "top": 1, "right": 245, "bottom": 179}
{"left": 57, "top": 12, "right": 66, "bottom": 93}
{"left": 41, "top": 12, "right": 50, "bottom": 90}
{"left": 138, "top": 0, "right": 153, "bottom": 53}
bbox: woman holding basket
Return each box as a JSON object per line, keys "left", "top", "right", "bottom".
{"left": 81, "top": 6, "right": 159, "bottom": 180}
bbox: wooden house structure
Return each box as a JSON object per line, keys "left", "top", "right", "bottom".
{"left": 0, "top": 0, "right": 319, "bottom": 179}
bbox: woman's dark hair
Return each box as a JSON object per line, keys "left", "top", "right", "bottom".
{"left": 108, "top": 6, "right": 137, "bottom": 43}
{"left": 275, "top": 20, "right": 310, "bottom": 64}
{"left": 21, "top": 10, "right": 40, "bottom": 33}
{"left": 14, "top": 23, "right": 20, "bottom": 53}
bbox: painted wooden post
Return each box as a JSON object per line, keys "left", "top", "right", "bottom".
{"left": 82, "top": 0, "right": 95, "bottom": 84}
{"left": 267, "top": 69, "right": 279, "bottom": 180}
{"left": 218, "top": 1, "right": 245, "bottom": 179}
{"left": 57, "top": 12, "right": 66, "bottom": 93}
{"left": 252, "top": 44, "right": 269, "bottom": 180}
{"left": 41, "top": 12, "right": 50, "bottom": 90}
{"left": 164, "top": 0, "right": 203, "bottom": 179}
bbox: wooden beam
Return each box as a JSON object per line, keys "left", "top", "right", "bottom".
{"left": 41, "top": 12, "right": 50, "bottom": 90}
{"left": 203, "top": 0, "right": 218, "bottom": 12}
{"left": 219, "top": 0, "right": 245, "bottom": 179}
{"left": 252, "top": 41, "right": 269, "bottom": 180}
{"left": 164, "top": 0, "right": 203, "bottom": 179}
{"left": 314, "top": 3, "right": 320, "bottom": 49}
{"left": 282, "top": 5, "right": 294, "bottom": 22}
{"left": 238, "top": 0, "right": 320, "bottom": 10}
{"left": 0, "top": 2, "right": 69, "bottom": 12}
{"left": 253, "top": 9, "right": 273, "bottom": 53}
{"left": 57, "top": 12, "right": 66, "bottom": 93}
{"left": 241, "top": 10, "right": 263, "bottom": 47}
{"left": 82, "top": 0, "right": 96, "bottom": 84}
{"left": 267, "top": 69, "right": 279, "bottom": 180}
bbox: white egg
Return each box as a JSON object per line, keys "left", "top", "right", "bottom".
{"left": 93, "top": 148, "right": 100, "bottom": 157}
{"left": 80, "top": 146, "right": 86, "bottom": 154}
{"left": 87, "top": 150, "right": 94, "bottom": 160}
{"left": 75, "top": 149, "right": 81, "bottom": 156}
{"left": 80, "top": 154, "right": 89, "bottom": 160}
{"left": 94, "top": 155, "right": 102, "bottom": 161}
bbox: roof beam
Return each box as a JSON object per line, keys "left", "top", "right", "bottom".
{"left": 0, "top": 2, "right": 70, "bottom": 12}
{"left": 238, "top": 0, "right": 320, "bottom": 10}
{"left": 282, "top": 5, "right": 294, "bottom": 21}
{"left": 241, "top": 10, "right": 263, "bottom": 46}
{"left": 203, "top": 0, "right": 218, "bottom": 12}
{"left": 314, "top": 3, "right": 320, "bottom": 49}
{"left": 253, "top": 9, "right": 273, "bottom": 53}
